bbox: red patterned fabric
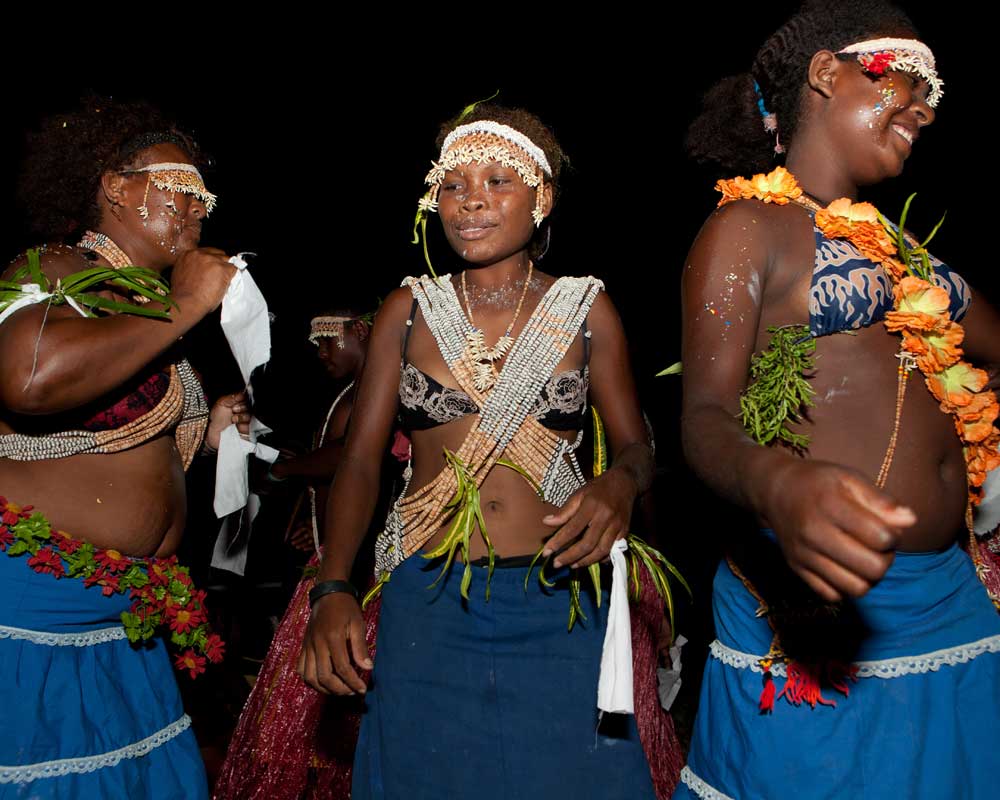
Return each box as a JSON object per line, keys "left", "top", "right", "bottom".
{"left": 631, "top": 567, "right": 684, "bottom": 799}
{"left": 81, "top": 369, "right": 171, "bottom": 432}
{"left": 967, "top": 527, "right": 1000, "bottom": 603}
{"left": 213, "top": 559, "right": 379, "bottom": 800}
{"left": 215, "top": 563, "right": 682, "bottom": 799}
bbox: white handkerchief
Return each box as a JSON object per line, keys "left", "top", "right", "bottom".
{"left": 211, "top": 494, "right": 262, "bottom": 576}
{"left": 220, "top": 253, "right": 270, "bottom": 390}
{"left": 597, "top": 538, "right": 634, "bottom": 715}
{"left": 213, "top": 417, "right": 279, "bottom": 518}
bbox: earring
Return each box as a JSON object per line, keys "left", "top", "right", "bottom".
{"left": 137, "top": 174, "right": 152, "bottom": 219}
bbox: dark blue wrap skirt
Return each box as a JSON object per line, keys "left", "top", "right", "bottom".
{"left": 352, "top": 553, "right": 657, "bottom": 800}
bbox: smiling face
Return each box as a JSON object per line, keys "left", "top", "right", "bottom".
{"left": 826, "top": 58, "right": 935, "bottom": 185}
{"left": 115, "top": 142, "right": 209, "bottom": 260}
{"left": 437, "top": 161, "right": 545, "bottom": 265}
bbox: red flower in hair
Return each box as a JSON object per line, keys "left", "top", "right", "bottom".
{"left": 861, "top": 52, "right": 896, "bottom": 76}
{"left": 28, "top": 547, "right": 65, "bottom": 578}
{"left": 0, "top": 527, "right": 13, "bottom": 551}
{"left": 175, "top": 649, "right": 206, "bottom": 679}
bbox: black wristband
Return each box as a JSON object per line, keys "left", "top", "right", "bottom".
{"left": 309, "top": 579, "right": 359, "bottom": 607}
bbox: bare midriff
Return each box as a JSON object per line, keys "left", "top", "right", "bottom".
{"left": 0, "top": 432, "right": 186, "bottom": 558}
{"left": 404, "top": 338, "right": 586, "bottom": 561}
{"left": 784, "top": 324, "right": 967, "bottom": 552}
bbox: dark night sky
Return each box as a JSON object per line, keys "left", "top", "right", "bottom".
{"left": 0, "top": 7, "right": 988, "bottom": 586}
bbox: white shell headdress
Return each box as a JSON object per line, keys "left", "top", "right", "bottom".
{"left": 838, "top": 37, "right": 943, "bottom": 108}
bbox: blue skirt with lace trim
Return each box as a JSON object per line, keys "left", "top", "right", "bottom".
{"left": 675, "top": 538, "right": 1000, "bottom": 800}
{"left": 0, "top": 549, "right": 207, "bottom": 799}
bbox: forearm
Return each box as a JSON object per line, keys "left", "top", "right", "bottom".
{"left": 681, "top": 404, "right": 797, "bottom": 515}
{"left": 2, "top": 303, "right": 205, "bottom": 414}
{"left": 274, "top": 444, "right": 342, "bottom": 482}
{"left": 608, "top": 441, "right": 655, "bottom": 497}
{"left": 316, "top": 454, "right": 382, "bottom": 582}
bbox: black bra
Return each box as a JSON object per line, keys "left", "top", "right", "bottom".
{"left": 397, "top": 299, "right": 590, "bottom": 433}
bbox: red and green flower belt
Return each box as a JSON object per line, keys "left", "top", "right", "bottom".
{"left": 0, "top": 495, "right": 223, "bottom": 678}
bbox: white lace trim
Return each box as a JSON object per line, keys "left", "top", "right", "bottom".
{"left": 0, "top": 714, "right": 191, "bottom": 784}
{"left": 0, "top": 623, "right": 127, "bottom": 647}
{"left": 710, "top": 633, "right": 1000, "bottom": 678}
{"left": 680, "top": 766, "right": 735, "bottom": 800}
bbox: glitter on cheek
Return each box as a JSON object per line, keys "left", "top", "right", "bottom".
{"left": 869, "top": 80, "right": 896, "bottom": 124}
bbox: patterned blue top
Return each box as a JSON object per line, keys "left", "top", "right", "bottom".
{"left": 809, "top": 224, "right": 970, "bottom": 338}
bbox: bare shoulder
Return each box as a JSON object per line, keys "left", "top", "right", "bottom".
{"left": 376, "top": 286, "right": 415, "bottom": 327}
{"left": 586, "top": 288, "right": 620, "bottom": 329}
{"left": 2, "top": 244, "right": 91, "bottom": 283}
{"left": 687, "top": 199, "right": 812, "bottom": 288}
{"left": 694, "top": 198, "right": 803, "bottom": 249}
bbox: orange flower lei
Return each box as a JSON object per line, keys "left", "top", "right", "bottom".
{"left": 716, "top": 167, "right": 1000, "bottom": 508}
{"left": 716, "top": 169, "right": 1000, "bottom": 710}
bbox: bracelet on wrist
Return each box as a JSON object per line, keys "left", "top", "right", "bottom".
{"left": 309, "top": 579, "right": 359, "bottom": 607}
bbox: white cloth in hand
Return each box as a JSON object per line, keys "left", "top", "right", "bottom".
{"left": 220, "top": 254, "right": 270, "bottom": 391}
{"left": 597, "top": 538, "right": 634, "bottom": 715}
{"left": 213, "top": 417, "right": 279, "bottom": 518}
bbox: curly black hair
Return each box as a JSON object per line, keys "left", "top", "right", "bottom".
{"left": 435, "top": 102, "right": 568, "bottom": 261}
{"left": 687, "top": 0, "right": 919, "bottom": 175}
{"left": 18, "top": 94, "right": 203, "bottom": 239}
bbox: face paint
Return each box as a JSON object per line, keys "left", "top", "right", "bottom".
{"left": 872, "top": 79, "right": 897, "bottom": 117}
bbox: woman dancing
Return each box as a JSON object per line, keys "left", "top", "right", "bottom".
{"left": 214, "top": 308, "right": 379, "bottom": 800}
{"left": 0, "top": 98, "right": 245, "bottom": 798}
{"left": 676, "top": 2, "right": 1000, "bottom": 797}
{"left": 299, "top": 103, "right": 681, "bottom": 799}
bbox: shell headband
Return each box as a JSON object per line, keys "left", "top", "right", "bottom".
{"left": 417, "top": 121, "right": 552, "bottom": 227}
{"left": 838, "top": 37, "right": 943, "bottom": 108}
{"left": 125, "top": 162, "right": 218, "bottom": 218}
{"left": 309, "top": 315, "right": 371, "bottom": 348}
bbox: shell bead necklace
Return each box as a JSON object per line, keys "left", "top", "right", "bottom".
{"left": 460, "top": 262, "right": 534, "bottom": 391}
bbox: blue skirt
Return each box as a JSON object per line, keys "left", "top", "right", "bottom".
{"left": 676, "top": 539, "right": 1000, "bottom": 800}
{"left": 353, "top": 553, "right": 656, "bottom": 800}
{"left": 0, "top": 550, "right": 207, "bottom": 799}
